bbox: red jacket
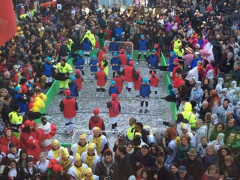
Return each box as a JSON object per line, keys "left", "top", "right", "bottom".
{"left": 75, "top": 76, "right": 82, "bottom": 90}
{"left": 21, "top": 84, "right": 28, "bottom": 94}
{"left": 96, "top": 71, "right": 106, "bottom": 86}
{"left": 97, "top": 50, "right": 106, "bottom": 63}
{"left": 124, "top": 66, "right": 134, "bottom": 82}
{"left": 0, "top": 145, "right": 8, "bottom": 165}
{"left": 0, "top": 136, "right": 20, "bottom": 150}
{"left": 108, "top": 99, "right": 120, "bottom": 117}
{"left": 26, "top": 139, "right": 42, "bottom": 163}
{"left": 134, "top": 76, "right": 142, "bottom": 90}
{"left": 10, "top": 71, "right": 18, "bottom": 84}
{"left": 149, "top": 76, "right": 159, "bottom": 87}
{"left": 62, "top": 98, "right": 77, "bottom": 118}
{"left": 171, "top": 64, "right": 182, "bottom": 81}
{"left": 119, "top": 53, "right": 127, "bottom": 65}
{"left": 113, "top": 76, "right": 124, "bottom": 93}
{"left": 89, "top": 116, "right": 105, "bottom": 130}
{"left": 20, "top": 130, "right": 40, "bottom": 151}
{"left": 173, "top": 77, "right": 184, "bottom": 88}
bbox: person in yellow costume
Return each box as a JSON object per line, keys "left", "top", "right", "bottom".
{"left": 55, "top": 59, "right": 73, "bottom": 94}
{"left": 87, "top": 127, "right": 108, "bottom": 156}
{"left": 82, "top": 30, "right": 96, "bottom": 49}
{"left": 181, "top": 102, "right": 196, "bottom": 129}
{"left": 57, "top": 148, "right": 74, "bottom": 174}
{"left": 81, "top": 143, "right": 100, "bottom": 174}
{"left": 47, "top": 139, "right": 64, "bottom": 159}
{"left": 81, "top": 168, "right": 99, "bottom": 180}
{"left": 71, "top": 134, "right": 88, "bottom": 156}
{"left": 8, "top": 105, "right": 23, "bottom": 139}
{"left": 67, "top": 153, "right": 88, "bottom": 180}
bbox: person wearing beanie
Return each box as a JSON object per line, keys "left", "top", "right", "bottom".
{"left": 108, "top": 80, "right": 119, "bottom": 96}
{"left": 95, "top": 66, "right": 107, "bottom": 97}
{"left": 67, "top": 153, "right": 88, "bottom": 180}
{"left": 113, "top": 71, "right": 124, "bottom": 94}
{"left": 89, "top": 108, "right": 105, "bottom": 132}
{"left": 55, "top": 58, "right": 73, "bottom": 95}
{"left": 14, "top": 86, "right": 28, "bottom": 117}
{"left": 119, "top": 49, "right": 127, "bottom": 71}
{"left": 149, "top": 71, "right": 159, "bottom": 98}
{"left": 107, "top": 93, "right": 121, "bottom": 131}
{"left": 89, "top": 55, "right": 99, "bottom": 81}
{"left": 74, "top": 51, "right": 86, "bottom": 81}
{"left": 68, "top": 76, "right": 79, "bottom": 97}
{"left": 147, "top": 49, "right": 159, "bottom": 75}
{"left": 71, "top": 134, "right": 88, "bottom": 157}
{"left": 59, "top": 90, "right": 78, "bottom": 134}
{"left": 8, "top": 104, "right": 23, "bottom": 139}
{"left": 42, "top": 56, "right": 54, "bottom": 89}
{"left": 154, "top": 43, "right": 161, "bottom": 65}
{"left": 134, "top": 70, "right": 142, "bottom": 97}
{"left": 111, "top": 52, "right": 121, "bottom": 78}
{"left": 75, "top": 70, "right": 83, "bottom": 97}
{"left": 81, "top": 37, "right": 92, "bottom": 64}
{"left": 57, "top": 148, "right": 74, "bottom": 173}
{"left": 137, "top": 34, "right": 148, "bottom": 64}
{"left": 122, "top": 61, "right": 138, "bottom": 99}
{"left": 47, "top": 139, "right": 64, "bottom": 160}
{"left": 109, "top": 37, "right": 118, "bottom": 52}
{"left": 87, "top": 127, "right": 109, "bottom": 156}
{"left": 81, "top": 143, "right": 100, "bottom": 173}
{"left": 0, "top": 127, "right": 20, "bottom": 150}
{"left": 126, "top": 54, "right": 132, "bottom": 65}
{"left": 139, "top": 78, "right": 150, "bottom": 113}
{"left": 168, "top": 51, "right": 177, "bottom": 77}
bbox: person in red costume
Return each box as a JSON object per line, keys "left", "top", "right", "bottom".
{"left": 97, "top": 46, "right": 107, "bottom": 64}
{"left": 95, "top": 66, "right": 107, "bottom": 97}
{"left": 154, "top": 44, "right": 161, "bottom": 64}
{"left": 171, "top": 58, "right": 182, "bottom": 81}
{"left": 119, "top": 48, "right": 127, "bottom": 71}
{"left": 20, "top": 120, "right": 40, "bottom": 151}
{"left": 38, "top": 117, "right": 56, "bottom": 151}
{"left": 0, "top": 143, "right": 8, "bottom": 165}
{"left": 89, "top": 108, "right": 105, "bottom": 131}
{"left": 26, "top": 138, "right": 41, "bottom": 163}
{"left": 173, "top": 73, "right": 184, "bottom": 88}
{"left": 0, "top": 127, "right": 20, "bottom": 150}
{"left": 149, "top": 72, "right": 159, "bottom": 98}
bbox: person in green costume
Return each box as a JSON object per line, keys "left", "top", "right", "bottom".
{"left": 96, "top": 29, "right": 108, "bottom": 49}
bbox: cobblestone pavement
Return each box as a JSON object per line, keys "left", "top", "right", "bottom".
{"left": 46, "top": 61, "right": 172, "bottom": 147}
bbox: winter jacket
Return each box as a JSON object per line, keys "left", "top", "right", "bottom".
{"left": 14, "top": 93, "right": 28, "bottom": 113}
{"left": 148, "top": 54, "right": 159, "bottom": 69}
{"left": 181, "top": 102, "right": 196, "bottom": 128}
{"left": 43, "top": 62, "right": 53, "bottom": 77}
{"left": 201, "top": 154, "right": 217, "bottom": 171}
{"left": 81, "top": 40, "right": 92, "bottom": 51}
{"left": 115, "top": 27, "right": 123, "bottom": 40}
{"left": 181, "top": 157, "right": 204, "bottom": 180}
{"left": 176, "top": 144, "right": 195, "bottom": 163}
{"left": 75, "top": 55, "right": 84, "bottom": 70}
{"left": 0, "top": 135, "right": 20, "bottom": 150}
{"left": 140, "top": 84, "right": 150, "bottom": 98}
{"left": 132, "top": 150, "right": 156, "bottom": 171}
{"left": 200, "top": 172, "right": 221, "bottom": 180}
{"left": 95, "top": 158, "right": 119, "bottom": 180}
{"left": 173, "top": 173, "right": 193, "bottom": 180}
{"left": 20, "top": 129, "right": 40, "bottom": 151}
{"left": 115, "top": 154, "right": 134, "bottom": 180}
{"left": 60, "top": 97, "right": 78, "bottom": 118}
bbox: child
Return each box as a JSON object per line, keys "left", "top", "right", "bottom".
{"left": 113, "top": 71, "right": 124, "bottom": 94}
{"left": 42, "top": 56, "right": 54, "bottom": 89}
{"left": 108, "top": 81, "right": 118, "bottom": 96}
{"left": 111, "top": 52, "right": 121, "bottom": 78}
{"left": 109, "top": 37, "right": 118, "bottom": 52}
{"left": 7, "top": 142, "right": 22, "bottom": 160}
{"left": 68, "top": 76, "right": 78, "bottom": 97}
{"left": 168, "top": 51, "right": 177, "bottom": 77}
{"left": 134, "top": 70, "right": 142, "bottom": 97}
{"left": 89, "top": 55, "right": 99, "bottom": 81}
{"left": 139, "top": 78, "right": 150, "bottom": 113}
{"left": 89, "top": 108, "right": 105, "bottom": 131}
{"left": 81, "top": 37, "right": 92, "bottom": 64}
{"left": 149, "top": 72, "right": 159, "bottom": 98}
{"left": 119, "top": 48, "right": 127, "bottom": 71}
{"left": 14, "top": 86, "right": 28, "bottom": 117}
{"left": 96, "top": 66, "right": 107, "bottom": 97}
{"left": 75, "top": 70, "right": 83, "bottom": 97}
{"left": 74, "top": 51, "right": 85, "bottom": 80}
{"left": 126, "top": 54, "right": 131, "bottom": 65}
{"left": 8, "top": 104, "right": 23, "bottom": 139}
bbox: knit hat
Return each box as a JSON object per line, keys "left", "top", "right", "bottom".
{"left": 154, "top": 44, "right": 159, "bottom": 48}
{"left": 113, "top": 52, "right": 118, "bottom": 57}
{"left": 174, "top": 58, "right": 179, "bottom": 63}
{"left": 111, "top": 80, "right": 116, "bottom": 85}
{"left": 79, "top": 134, "right": 87, "bottom": 139}
{"left": 52, "top": 139, "right": 59, "bottom": 146}
{"left": 170, "top": 51, "right": 175, "bottom": 55}
{"left": 151, "top": 72, "right": 155, "bottom": 76}
{"left": 126, "top": 54, "right": 131, "bottom": 59}
{"left": 71, "top": 76, "right": 76, "bottom": 82}
{"left": 75, "top": 69, "right": 80, "bottom": 74}
{"left": 24, "top": 120, "right": 32, "bottom": 127}
{"left": 65, "top": 90, "right": 71, "bottom": 96}
{"left": 112, "top": 37, "right": 115, "bottom": 40}
{"left": 52, "top": 164, "right": 63, "bottom": 172}
{"left": 93, "top": 108, "right": 99, "bottom": 115}
{"left": 92, "top": 55, "right": 97, "bottom": 59}
{"left": 46, "top": 57, "right": 51, "bottom": 61}
{"left": 142, "top": 78, "right": 148, "bottom": 83}
{"left": 136, "top": 70, "right": 140, "bottom": 75}
{"left": 120, "top": 49, "right": 125, "bottom": 53}
{"left": 111, "top": 93, "right": 118, "bottom": 99}
{"left": 48, "top": 158, "right": 58, "bottom": 168}
{"left": 141, "top": 34, "right": 144, "bottom": 38}
{"left": 14, "top": 86, "right": 21, "bottom": 92}
{"left": 100, "top": 66, "right": 104, "bottom": 70}
{"left": 103, "top": 46, "right": 107, "bottom": 50}
{"left": 79, "top": 51, "right": 83, "bottom": 56}
{"left": 152, "top": 49, "right": 156, "bottom": 52}
{"left": 129, "top": 60, "right": 134, "bottom": 66}
{"left": 178, "top": 165, "right": 187, "bottom": 172}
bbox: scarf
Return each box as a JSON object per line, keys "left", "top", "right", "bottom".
{"left": 92, "top": 136, "right": 102, "bottom": 155}
{"left": 102, "top": 157, "right": 114, "bottom": 176}
{"left": 76, "top": 143, "right": 87, "bottom": 155}
{"left": 74, "top": 165, "right": 85, "bottom": 180}
{"left": 60, "top": 157, "right": 71, "bottom": 173}
{"left": 85, "top": 154, "right": 95, "bottom": 170}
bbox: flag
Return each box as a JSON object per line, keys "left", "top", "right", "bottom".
{"left": 0, "top": 0, "right": 17, "bottom": 47}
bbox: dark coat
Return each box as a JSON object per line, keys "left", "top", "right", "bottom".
{"left": 95, "top": 158, "right": 119, "bottom": 180}
{"left": 115, "top": 154, "right": 134, "bottom": 180}
{"left": 181, "top": 157, "right": 204, "bottom": 180}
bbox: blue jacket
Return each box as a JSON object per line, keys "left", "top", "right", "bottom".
{"left": 140, "top": 84, "right": 150, "bottom": 98}
{"left": 109, "top": 42, "right": 118, "bottom": 51}
{"left": 138, "top": 39, "right": 147, "bottom": 50}
{"left": 148, "top": 54, "right": 159, "bottom": 69}
{"left": 14, "top": 93, "right": 28, "bottom": 113}
{"left": 190, "top": 57, "right": 202, "bottom": 69}
{"left": 168, "top": 55, "right": 177, "bottom": 72}
{"left": 75, "top": 55, "right": 84, "bottom": 70}
{"left": 69, "top": 82, "right": 78, "bottom": 97}
{"left": 43, "top": 62, "right": 53, "bottom": 77}
{"left": 111, "top": 57, "right": 121, "bottom": 71}
{"left": 115, "top": 27, "right": 123, "bottom": 40}
{"left": 90, "top": 59, "right": 98, "bottom": 73}
{"left": 82, "top": 40, "right": 92, "bottom": 51}
{"left": 109, "top": 86, "right": 118, "bottom": 96}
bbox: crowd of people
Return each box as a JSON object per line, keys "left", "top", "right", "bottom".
{"left": 0, "top": 0, "right": 240, "bottom": 179}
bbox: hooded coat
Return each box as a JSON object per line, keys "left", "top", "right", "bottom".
{"left": 181, "top": 102, "right": 196, "bottom": 129}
